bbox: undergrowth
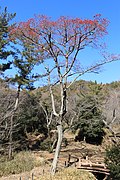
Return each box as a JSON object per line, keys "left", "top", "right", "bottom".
{"left": 0, "top": 151, "right": 45, "bottom": 177}
{"left": 39, "top": 168, "right": 96, "bottom": 180}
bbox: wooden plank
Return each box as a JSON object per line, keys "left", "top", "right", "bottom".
{"left": 77, "top": 166, "right": 110, "bottom": 175}
{"left": 77, "top": 162, "right": 106, "bottom": 168}
{"left": 75, "top": 157, "right": 110, "bottom": 175}
{"left": 78, "top": 166, "right": 109, "bottom": 172}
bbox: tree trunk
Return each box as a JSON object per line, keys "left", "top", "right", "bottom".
{"left": 8, "top": 115, "right": 13, "bottom": 160}
{"left": 51, "top": 123, "right": 63, "bottom": 175}
{"left": 8, "top": 85, "right": 20, "bottom": 160}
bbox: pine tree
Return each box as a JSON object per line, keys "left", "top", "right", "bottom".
{"left": 0, "top": 7, "right": 16, "bottom": 73}
{"left": 74, "top": 82, "right": 105, "bottom": 145}
{"left": 7, "top": 44, "right": 38, "bottom": 159}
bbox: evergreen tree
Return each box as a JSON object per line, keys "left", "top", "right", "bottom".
{"left": 74, "top": 82, "right": 105, "bottom": 145}
{"left": 7, "top": 44, "right": 40, "bottom": 159}
{"left": 0, "top": 7, "right": 16, "bottom": 73}
{"left": 13, "top": 92, "right": 48, "bottom": 150}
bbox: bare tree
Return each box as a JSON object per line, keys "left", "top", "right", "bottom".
{"left": 10, "top": 14, "right": 120, "bottom": 174}
{"left": 103, "top": 88, "right": 120, "bottom": 143}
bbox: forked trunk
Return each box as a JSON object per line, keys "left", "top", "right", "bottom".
{"left": 51, "top": 123, "right": 63, "bottom": 175}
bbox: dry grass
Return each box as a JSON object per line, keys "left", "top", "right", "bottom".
{"left": 0, "top": 151, "right": 46, "bottom": 177}
{"left": 38, "top": 168, "right": 96, "bottom": 180}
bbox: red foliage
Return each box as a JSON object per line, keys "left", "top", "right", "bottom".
{"left": 9, "top": 14, "right": 109, "bottom": 55}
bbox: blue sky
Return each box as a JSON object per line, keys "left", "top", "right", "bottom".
{"left": 0, "top": 0, "right": 120, "bottom": 84}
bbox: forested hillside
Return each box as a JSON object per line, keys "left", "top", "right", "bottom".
{"left": 0, "top": 79, "right": 120, "bottom": 155}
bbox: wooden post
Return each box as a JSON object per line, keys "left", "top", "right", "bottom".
{"left": 86, "top": 156, "right": 88, "bottom": 160}
{"left": 64, "top": 161, "right": 67, "bottom": 167}
{"left": 68, "top": 154, "right": 71, "bottom": 167}
{"left": 32, "top": 173, "right": 34, "bottom": 180}
{"left": 79, "top": 157, "right": 81, "bottom": 167}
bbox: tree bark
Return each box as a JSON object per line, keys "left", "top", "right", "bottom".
{"left": 51, "top": 123, "right": 63, "bottom": 175}
{"left": 8, "top": 85, "right": 20, "bottom": 160}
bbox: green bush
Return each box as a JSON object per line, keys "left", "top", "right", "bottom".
{"left": 105, "top": 142, "right": 120, "bottom": 180}
{"left": 40, "top": 138, "right": 53, "bottom": 152}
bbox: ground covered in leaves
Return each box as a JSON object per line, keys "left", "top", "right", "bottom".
{"left": 0, "top": 130, "right": 116, "bottom": 180}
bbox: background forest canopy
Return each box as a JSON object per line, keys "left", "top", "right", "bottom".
{"left": 0, "top": 6, "right": 120, "bottom": 176}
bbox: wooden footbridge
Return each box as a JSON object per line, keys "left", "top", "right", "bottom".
{"left": 76, "top": 157, "right": 110, "bottom": 175}
{"left": 65, "top": 155, "right": 110, "bottom": 178}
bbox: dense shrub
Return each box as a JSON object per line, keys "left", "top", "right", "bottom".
{"left": 15, "top": 93, "right": 48, "bottom": 137}
{"left": 40, "top": 138, "right": 53, "bottom": 152}
{"left": 105, "top": 142, "right": 120, "bottom": 180}
{"left": 40, "top": 137, "right": 68, "bottom": 153}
